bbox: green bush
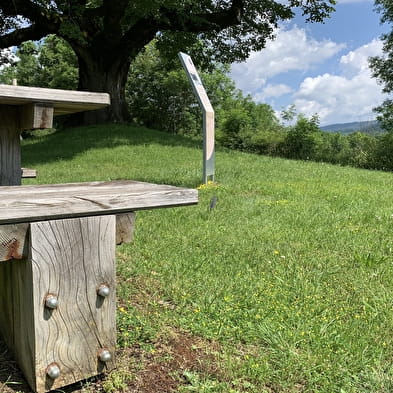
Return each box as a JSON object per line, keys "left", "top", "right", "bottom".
{"left": 313, "top": 132, "right": 351, "bottom": 165}
{"left": 282, "top": 116, "right": 323, "bottom": 160}
{"left": 374, "top": 132, "right": 393, "bottom": 170}
{"left": 346, "top": 132, "right": 377, "bottom": 169}
{"left": 217, "top": 108, "right": 250, "bottom": 149}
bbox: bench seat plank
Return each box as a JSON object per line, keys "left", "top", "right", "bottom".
{"left": 0, "top": 180, "right": 198, "bottom": 224}
{"left": 0, "top": 85, "right": 110, "bottom": 115}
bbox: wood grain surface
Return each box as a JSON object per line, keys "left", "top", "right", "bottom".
{"left": 0, "top": 213, "right": 135, "bottom": 262}
{"left": 115, "top": 212, "right": 136, "bottom": 244}
{"left": 0, "top": 256, "right": 36, "bottom": 390}
{"left": 0, "top": 85, "right": 110, "bottom": 115}
{"left": 0, "top": 180, "right": 198, "bottom": 224}
{"left": 20, "top": 103, "right": 54, "bottom": 130}
{"left": 31, "top": 215, "right": 116, "bottom": 392}
{"left": 0, "top": 106, "right": 22, "bottom": 186}
{"left": 0, "top": 223, "right": 29, "bottom": 261}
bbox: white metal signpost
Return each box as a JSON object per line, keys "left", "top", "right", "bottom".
{"left": 178, "top": 52, "right": 215, "bottom": 184}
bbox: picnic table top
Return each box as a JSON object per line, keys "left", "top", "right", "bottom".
{"left": 0, "top": 85, "right": 110, "bottom": 115}
{"left": 0, "top": 180, "right": 198, "bottom": 224}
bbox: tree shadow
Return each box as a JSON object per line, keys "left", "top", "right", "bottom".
{"left": 21, "top": 124, "right": 204, "bottom": 188}
{"left": 22, "top": 123, "right": 201, "bottom": 167}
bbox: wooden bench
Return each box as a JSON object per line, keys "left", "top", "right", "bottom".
{"left": 0, "top": 85, "right": 198, "bottom": 392}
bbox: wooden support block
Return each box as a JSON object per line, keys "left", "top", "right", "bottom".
{"left": 116, "top": 212, "right": 136, "bottom": 244}
{"left": 0, "top": 223, "right": 29, "bottom": 261}
{"left": 22, "top": 168, "right": 37, "bottom": 178}
{"left": 20, "top": 103, "right": 54, "bottom": 130}
{"left": 0, "top": 213, "right": 135, "bottom": 262}
{"left": 0, "top": 215, "right": 117, "bottom": 393}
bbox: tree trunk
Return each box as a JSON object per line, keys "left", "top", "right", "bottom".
{"left": 71, "top": 49, "right": 132, "bottom": 125}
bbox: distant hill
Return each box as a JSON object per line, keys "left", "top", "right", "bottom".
{"left": 320, "top": 120, "right": 382, "bottom": 135}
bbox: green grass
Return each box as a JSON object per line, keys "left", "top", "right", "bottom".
{"left": 21, "top": 124, "right": 393, "bottom": 392}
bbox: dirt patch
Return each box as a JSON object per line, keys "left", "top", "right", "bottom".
{"left": 128, "top": 329, "right": 221, "bottom": 393}
{"left": 0, "top": 329, "right": 222, "bottom": 393}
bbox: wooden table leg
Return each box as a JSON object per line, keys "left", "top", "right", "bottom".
{"left": 0, "top": 215, "right": 117, "bottom": 393}
{"left": 0, "top": 106, "right": 22, "bottom": 186}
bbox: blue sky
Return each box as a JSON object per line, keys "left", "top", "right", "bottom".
{"left": 230, "top": 0, "right": 389, "bottom": 126}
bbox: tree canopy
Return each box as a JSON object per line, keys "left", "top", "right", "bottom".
{"left": 0, "top": 0, "right": 335, "bottom": 124}
{"left": 370, "top": 0, "right": 393, "bottom": 131}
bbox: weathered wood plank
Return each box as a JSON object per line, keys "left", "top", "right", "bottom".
{"left": 0, "top": 106, "right": 22, "bottom": 185}
{"left": 0, "top": 85, "right": 110, "bottom": 115}
{"left": 30, "top": 216, "right": 116, "bottom": 392}
{"left": 0, "top": 180, "right": 198, "bottom": 224}
{"left": 22, "top": 168, "right": 37, "bottom": 178}
{"left": 0, "top": 214, "right": 134, "bottom": 262}
{"left": 0, "top": 216, "right": 116, "bottom": 392}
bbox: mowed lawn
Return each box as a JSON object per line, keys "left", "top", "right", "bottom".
{"left": 15, "top": 124, "right": 393, "bottom": 392}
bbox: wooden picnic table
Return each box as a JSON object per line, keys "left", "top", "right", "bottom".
{"left": 0, "top": 85, "right": 198, "bottom": 393}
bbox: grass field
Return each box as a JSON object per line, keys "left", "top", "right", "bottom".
{"left": 2, "top": 123, "right": 393, "bottom": 393}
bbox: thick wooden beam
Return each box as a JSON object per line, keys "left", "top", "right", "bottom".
{"left": 0, "top": 180, "right": 198, "bottom": 224}
{"left": 0, "top": 216, "right": 117, "bottom": 393}
{"left": 0, "top": 213, "right": 136, "bottom": 262}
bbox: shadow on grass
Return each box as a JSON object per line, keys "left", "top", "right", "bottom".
{"left": 22, "top": 123, "right": 205, "bottom": 188}
{"left": 22, "top": 123, "right": 201, "bottom": 167}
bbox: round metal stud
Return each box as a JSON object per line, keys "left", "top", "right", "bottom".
{"left": 44, "top": 294, "right": 59, "bottom": 309}
{"left": 97, "top": 284, "right": 110, "bottom": 298}
{"left": 46, "top": 363, "right": 61, "bottom": 379}
{"left": 98, "top": 348, "right": 112, "bottom": 362}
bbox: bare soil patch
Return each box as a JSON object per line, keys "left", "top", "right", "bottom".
{"left": 0, "top": 329, "right": 221, "bottom": 393}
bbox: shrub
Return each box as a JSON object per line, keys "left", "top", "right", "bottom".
{"left": 282, "top": 115, "right": 323, "bottom": 160}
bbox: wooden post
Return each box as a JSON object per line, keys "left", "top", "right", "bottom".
{"left": 0, "top": 106, "right": 22, "bottom": 186}
{"left": 0, "top": 215, "right": 117, "bottom": 393}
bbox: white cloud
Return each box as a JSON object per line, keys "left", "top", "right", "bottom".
{"left": 230, "top": 25, "right": 386, "bottom": 125}
{"left": 340, "top": 39, "right": 382, "bottom": 74}
{"left": 337, "top": 0, "right": 373, "bottom": 3}
{"left": 293, "top": 40, "right": 385, "bottom": 125}
{"left": 254, "top": 84, "right": 293, "bottom": 101}
{"left": 231, "top": 26, "right": 346, "bottom": 93}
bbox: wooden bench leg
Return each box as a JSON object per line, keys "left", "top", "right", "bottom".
{"left": 0, "top": 215, "right": 117, "bottom": 393}
{"left": 0, "top": 106, "right": 22, "bottom": 186}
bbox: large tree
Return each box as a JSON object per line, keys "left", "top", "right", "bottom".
{"left": 370, "top": 0, "right": 393, "bottom": 131}
{"left": 0, "top": 0, "right": 335, "bottom": 124}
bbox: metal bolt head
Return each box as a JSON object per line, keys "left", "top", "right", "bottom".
{"left": 45, "top": 294, "right": 59, "bottom": 309}
{"left": 97, "top": 284, "right": 110, "bottom": 297}
{"left": 98, "top": 349, "right": 112, "bottom": 362}
{"left": 46, "top": 363, "right": 61, "bottom": 379}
